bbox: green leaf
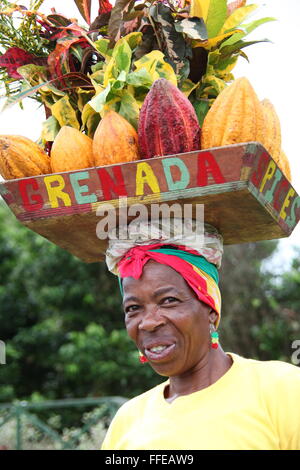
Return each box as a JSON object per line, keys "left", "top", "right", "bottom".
{"left": 242, "top": 16, "right": 276, "bottom": 36}
{"left": 41, "top": 115, "right": 60, "bottom": 143}
{"left": 178, "top": 78, "right": 198, "bottom": 98}
{"left": 206, "top": 0, "right": 228, "bottom": 38}
{"left": 126, "top": 68, "right": 153, "bottom": 87}
{"left": 193, "top": 99, "right": 210, "bottom": 127}
{"left": 17, "top": 64, "right": 48, "bottom": 86}
{"left": 113, "top": 39, "right": 132, "bottom": 75}
{"left": 88, "top": 83, "right": 112, "bottom": 113}
{"left": 51, "top": 95, "right": 80, "bottom": 129}
{"left": 220, "top": 17, "right": 276, "bottom": 47}
{"left": 119, "top": 91, "right": 139, "bottom": 130}
{"left": 94, "top": 38, "right": 114, "bottom": 60}
{"left": 81, "top": 103, "right": 100, "bottom": 138}
{"left": 174, "top": 17, "right": 208, "bottom": 41}
{"left": 220, "top": 38, "right": 271, "bottom": 57}
{"left": 133, "top": 51, "right": 177, "bottom": 86}
{"left": 121, "top": 32, "right": 143, "bottom": 50}
{"left": 111, "top": 71, "right": 127, "bottom": 92}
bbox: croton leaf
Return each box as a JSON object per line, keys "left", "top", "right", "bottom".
{"left": 41, "top": 115, "right": 61, "bottom": 143}
{"left": 175, "top": 17, "right": 208, "bottom": 41}
{"left": 205, "top": 0, "right": 227, "bottom": 38}
{"left": 108, "top": 0, "right": 132, "bottom": 46}
{"left": 99, "top": 0, "right": 114, "bottom": 14}
{"left": 119, "top": 91, "right": 139, "bottom": 130}
{"left": 0, "top": 47, "right": 47, "bottom": 79}
{"left": 189, "top": 0, "right": 210, "bottom": 21}
{"left": 74, "top": 0, "right": 92, "bottom": 25}
{"left": 226, "top": 0, "right": 247, "bottom": 17}
{"left": 51, "top": 95, "right": 80, "bottom": 129}
{"left": 220, "top": 4, "right": 258, "bottom": 34}
{"left": 149, "top": 3, "right": 192, "bottom": 76}
{"left": 192, "top": 98, "right": 210, "bottom": 127}
{"left": 133, "top": 50, "right": 177, "bottom": 86}
{"left": 47, "top": 37, "right": 89, "bottom": 84}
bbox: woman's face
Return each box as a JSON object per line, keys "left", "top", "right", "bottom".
{"left": 122, "top": 260, "right": 216, "bottom": 377}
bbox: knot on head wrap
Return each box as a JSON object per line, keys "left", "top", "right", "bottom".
{"left": 105, "top": 219, "right": 223, "bottom": 328}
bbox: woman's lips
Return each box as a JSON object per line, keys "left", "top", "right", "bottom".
{"left": 144, "top": 343, "right": 176, "bottom": 362}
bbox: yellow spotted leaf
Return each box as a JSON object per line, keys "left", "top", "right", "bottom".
{"left": 51, "top": 95, "right": 80, "bottom": 130}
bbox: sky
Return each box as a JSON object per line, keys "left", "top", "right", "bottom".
{"left": 0, "top": 0, "right": 299, "bottom": 270}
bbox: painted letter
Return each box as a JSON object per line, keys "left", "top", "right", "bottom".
{"left": 280, "top": 187, "right": 296, "bottom": 220}
{"left": 197, "top": 152, "right": 226, "bottom": 186}
{"left": 162, "top": 157, "right": 190, "bottom": 191}
{"left": 285, "top": 196, "right": 300, "bottom": 227}
{"left": 70, "top": 171, "right": 97, "bottom": 204}
{"left": 264, "top": 168, "right": 282, "bottom": 203}
{"left": 44, "top": 175, "right": 71, "bottom": 208}
{"left": 19, "top": 178, "right": 43, "bottom": 211}
{"left": 273, "top": 178, "right": 290, "bottom": 213}
{"left": 259, "top": 160, "right": 276, "bottom": 193}
{"left": 136, "top": 162, "right": 160, "bottom": 195}
{"left": 97, "top": 166, "right": 127, "bottom": 200}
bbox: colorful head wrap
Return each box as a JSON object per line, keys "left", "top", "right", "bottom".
{"left": 105, "top": 219, "right": 223, "bottom": 328}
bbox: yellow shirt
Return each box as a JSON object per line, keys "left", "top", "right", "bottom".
{"left": 101, "top": 352, "right": 300, "bottom": 450}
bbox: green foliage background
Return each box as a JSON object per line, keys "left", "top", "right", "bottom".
{"left": 0, "top": 199, "right": 299, "bottom": 407}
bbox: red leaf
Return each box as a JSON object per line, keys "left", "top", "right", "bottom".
{"left": 47, "top": 37, "right": 89, "bottom": 85}
{"left": 99, "top": 0, "right": 113, "bottom": 14}
{"left": 0, "top": 47, "right": 47, "bottom": 79}
{"left": 74, "top": 0, "right": 92, "bottom": 25}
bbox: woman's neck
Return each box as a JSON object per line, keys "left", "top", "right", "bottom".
{"left": 164, "top": 347, "right": 233, "bottom": 403}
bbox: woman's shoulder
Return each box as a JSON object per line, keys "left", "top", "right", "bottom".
{"left": 114, "top": 380, "right": 168, "bottom": 418}
{"left": 229, "top": 351, "right": 300, "bottom": 386}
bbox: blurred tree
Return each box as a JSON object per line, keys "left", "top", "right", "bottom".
{"left": 219, "top": 243, "right": 300, "bottom": 362}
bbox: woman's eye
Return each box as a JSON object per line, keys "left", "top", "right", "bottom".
{"left": 162, "top": 297, "right": 179, "bottom": 304}
{"left": 125, "top": 305, "right": 140, "bottom": 315}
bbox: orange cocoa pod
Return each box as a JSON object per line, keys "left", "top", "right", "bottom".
{"left": 51, "top": 126, "right": 94, "bottom": 173}
{"left": 93, "top": 110, "right": 139, "bottom": 166}
{"left": 0, "top": 135, "right": 51, "bottom": 180}
{"left": 201, "top": 77, "right": 265, "bottom": 149}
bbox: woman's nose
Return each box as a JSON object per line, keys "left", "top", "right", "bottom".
{"left": 138, "top": 305, "right": 166, "bottom": 331}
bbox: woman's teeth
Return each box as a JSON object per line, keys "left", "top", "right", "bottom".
{"left": 150, "top": 345, "right": 168, "bottom": 353}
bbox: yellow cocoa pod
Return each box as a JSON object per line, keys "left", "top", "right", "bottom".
{"left": 278, "top": 149, "right": 292, "bottom": 182}
{"left": 51, "top": 126, "right": 94, "bottom": 173}
{"left": 201, "top": 77, "right": 265, "bottom": 149}
{"left": 0, "top": 135, "right": 51, "bottom": 180}
{"left": 93, "top": 110, "right": 140, "bottom": 166}
{"left": 260, "top": 99, "right": 281, "bottom": 162}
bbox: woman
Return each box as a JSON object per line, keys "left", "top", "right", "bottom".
{"left": 101, "top": 220, "right": 300, "bottom": 450}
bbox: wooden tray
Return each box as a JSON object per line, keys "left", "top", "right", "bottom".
{"left": 0, "top": 142, "right": 299, "bottom": 263}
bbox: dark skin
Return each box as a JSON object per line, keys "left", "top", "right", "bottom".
{"left": 122, "top": 260, "right": 233, "bottom": 403}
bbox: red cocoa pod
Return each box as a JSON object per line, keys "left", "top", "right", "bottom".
{"left": 138, "top": 78, "right": 201, "bottom": 159}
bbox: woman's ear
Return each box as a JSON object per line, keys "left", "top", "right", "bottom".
{"left": 209, "top": 309, "right": 218, "bottom": 325}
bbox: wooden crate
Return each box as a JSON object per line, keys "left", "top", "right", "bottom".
{"left": 0, "top": 142, "right": 299, "bottom": 263}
